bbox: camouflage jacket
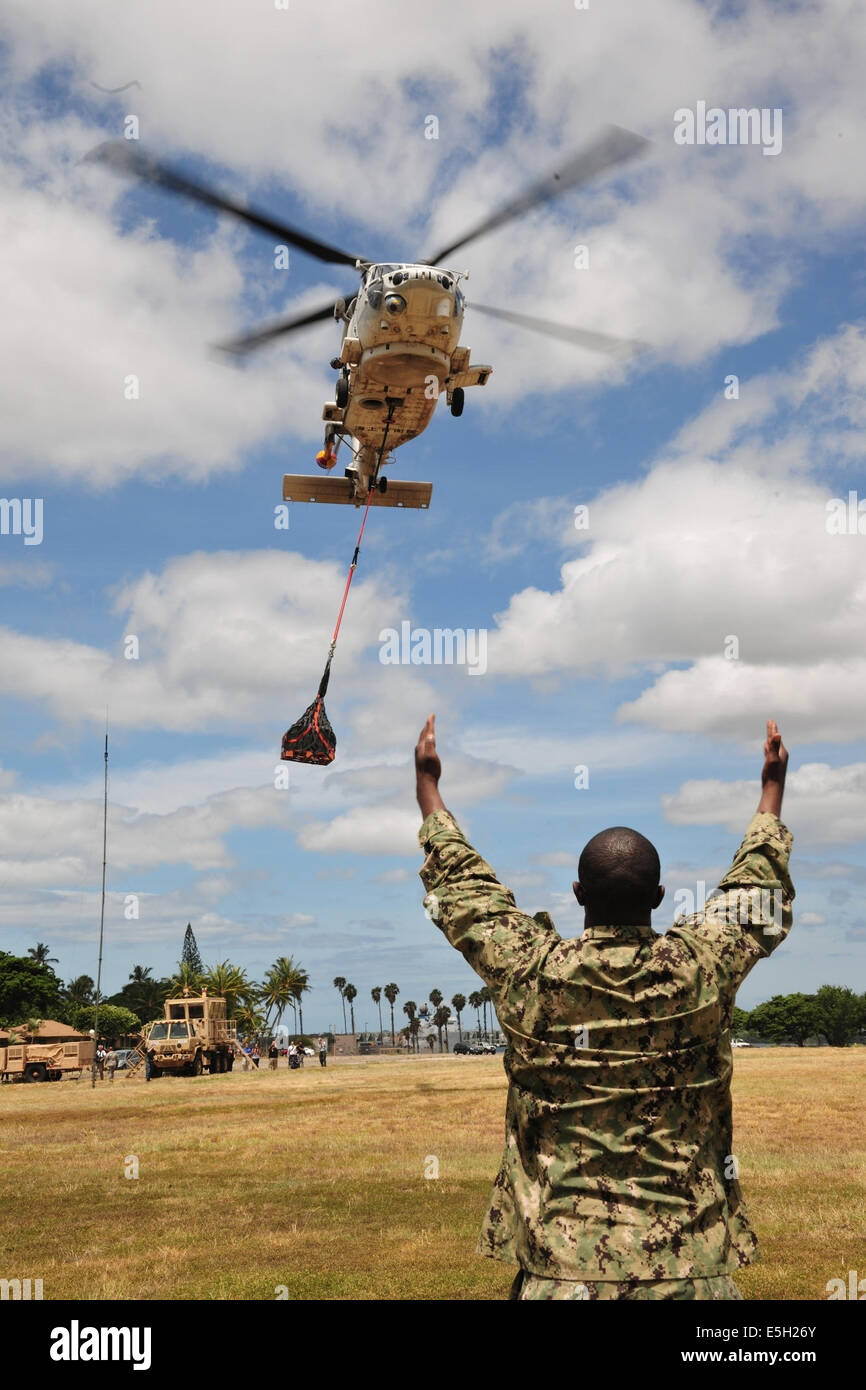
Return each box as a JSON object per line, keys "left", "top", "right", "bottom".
{"left": 418, "top": 810, "right": 794, "bottom": 1280}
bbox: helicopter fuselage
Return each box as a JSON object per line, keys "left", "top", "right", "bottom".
{"left": 322, "top": 262, "right": 491, "bottom": 483}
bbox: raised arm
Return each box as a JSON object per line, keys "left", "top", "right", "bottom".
{"left": 415, "top": 713, "right": 446, "bottom": 819}
{"left": 673, "top": 719, "right": 795, "bottom": 988}
{"left": 756, "top": 718, "right": 788, "bottom": 818}
{"left": 414, "top": 714, "right": 557, "bottom": 1001}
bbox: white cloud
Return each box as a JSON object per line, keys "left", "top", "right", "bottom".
{"left": 0, "top": 561, "right": 55, "bottom": 589}
{"left": 480, "top": 324, "right": 866, "bottom": 742}
{"left": 2, "top": 0, "right": 866, "bottom": 487}
{"left": 661, "top": 762, "right": 866, "bottom": 845}
{"left": 0, "top": 549, "right": 410, "bottom": 732}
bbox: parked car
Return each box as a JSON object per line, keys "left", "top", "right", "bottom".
{"left": 731, "top": 1039, "right": 752, "bottom": 1048}
{"left": 114, "top": 1048, "right": 134, "bottom": 1069}
{"left": 453, "top": 1042, "right": 471, "bottom": 1055}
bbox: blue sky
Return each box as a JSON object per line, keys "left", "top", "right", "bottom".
{"left": 1, "top": 0, "right": 865, "bottom": 1029}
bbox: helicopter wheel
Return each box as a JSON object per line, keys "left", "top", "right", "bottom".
{"left": 335, "top": 373, "right": 349, "bottom": 408}
{"left": 378, "top": 476, "right": 388, "bottom": 495}
{"left": 450, "top": 386, "right": 464, "bottom": 418}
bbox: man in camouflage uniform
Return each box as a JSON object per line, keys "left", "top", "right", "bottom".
{"left": 415, "top": 715, "right": 792, "bottom": 1300}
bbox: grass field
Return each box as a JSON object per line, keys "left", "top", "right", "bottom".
{"left": 2, "top": 1049, "right": 864, "bottom": 1301}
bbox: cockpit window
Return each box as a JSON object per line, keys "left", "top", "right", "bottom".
{"left": 367, "top": 280, "right": 383, "bottom": 310}
{"left": 149, "top": 1023, "right": 168, "bottom": 1040}
{"left": 169, "top": 1022, "right": 189, "bottom": 1040}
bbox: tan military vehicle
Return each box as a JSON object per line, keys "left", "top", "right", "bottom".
{"left": 144, "top": 989, "right": 237, "bottom": 1077}
{"left": 0, "top": 1020, "right": 94, "bottom": 1083}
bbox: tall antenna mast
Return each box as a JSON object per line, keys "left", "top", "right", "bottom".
{"left": 92, "top": 712, "right": 109, "bottom": 1088}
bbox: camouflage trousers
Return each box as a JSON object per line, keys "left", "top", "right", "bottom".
{"left": 509, "top": 1271, "right": 743, "bottom": 1301}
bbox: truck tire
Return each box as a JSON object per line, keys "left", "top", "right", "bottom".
{"left": 192, "top": 1052, "right": 203, "bottom": 1077}
{"left": 226, "top": 1052, "right": 234, "bottom": 1072}
{"left": 24, "top": 1064, "right": 46, "bottom": 1083}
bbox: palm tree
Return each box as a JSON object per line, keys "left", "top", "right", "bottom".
{"left": 261, "top": 965, "right": 291, "bottom": 1035}
{"left": 264, "top": 957, "right": 309, "bottom": 1037}
{"left": 429, "top": 988, "right": 443, "bottom": 1012}
{"left": 65, "top": 974, "right": 95, "bottom": 1006}
{"left": 371, "top": 986, "right": 384, "bottom": 1040}
{"left": 202, "top": 960, "right": 253, "bottom": 1017}
{"left": 129, "top": 965, "right": 153, "bottom": 985}
{"left": 480, "top": 985, "right": 494, "bottom": 1037}
{"left": 432, "top": 1005, "right": 452, "bottom": 1052}
{"left": 469, "top": 990, "right": 484, "bottom": 1038}
{"left": 383, "top": 982, "right": 400, "bottom": 1044}
{"left": 167, "top": 960, "right": 205, "bottom": 998}
{"left": 234, "top": 1002, "right": 267, "bottom": 1045}
{"left": 402, "top": 1000, "right": 416, "bottom": 1050}
{"left": 333, "top": 977, "right": 347, "bottom": 1032}
{"left": 344, "top": 983, "right": 357, "bottom": 1033}
{"left": 451, "top": 993, "right": 467, "bottom": 1041}
{"left": 292, "top": 965, "right": 310, "bottom": 1036}
{"left": 409, "top": 1016, "right": 421, "bottom": 1053}
{"left": 28, "top": 943, "right": 58, "bottom": 967}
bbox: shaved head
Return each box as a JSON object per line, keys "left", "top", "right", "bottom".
{"left": 576, "top": 826, "right": 661, "bottom": 922}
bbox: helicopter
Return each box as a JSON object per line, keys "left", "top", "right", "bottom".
{"left": 90, "top": 126, "right": 648, "bottom": 508}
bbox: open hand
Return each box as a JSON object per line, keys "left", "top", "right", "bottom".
{"left": 758, "top": 719, "right": 788, "bottom": 817}
{"left": 415, "top": 713, "right": 441, "bottom": 782}
{"left": 415, "top": 714, "right": 445, "bottom": 819}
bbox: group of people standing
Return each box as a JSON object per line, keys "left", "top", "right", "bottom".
{"left": 265, "top": 1037, "right": 329, "bottom": 1069}
{"left": 93, "top": 1045, "right": 119, "bottom": 1081}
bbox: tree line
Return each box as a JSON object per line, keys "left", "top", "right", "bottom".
{"left": 0, "top": 928, "right": 310, "bottom": 1045}
{"left": 333, "top": 979, "right": 497, "bottom": 1050}
{"left": 733, "top": 986, "right": 866, "bottom": 1047}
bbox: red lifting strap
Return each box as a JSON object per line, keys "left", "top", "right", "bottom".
{"left": 280, "top": 406, "right": 395, "bottom": 766}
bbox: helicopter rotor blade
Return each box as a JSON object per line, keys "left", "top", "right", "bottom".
{"left": 216, "top": 299, "right": 341, "bottom": 355}
{"left": 470, "top": 302, "right": 647, "bottom": 357}
{"left": 423, "top": 124, "right": 649, "bottom": 266}
{"left": 86, "top": 140, "right": 365, "bottom": 268}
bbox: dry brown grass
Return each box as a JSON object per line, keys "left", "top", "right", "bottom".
{"left": 1, "top": 1049, "right": 863, "bottom": 1300}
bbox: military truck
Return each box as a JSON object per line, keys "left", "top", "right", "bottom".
{"left": 144, "top": 989, "right": 237, "bottom": 1077}
{"left": 0, "top": 1022, "right": 94, "bottom": 1083}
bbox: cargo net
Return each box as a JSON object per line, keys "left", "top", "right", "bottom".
{"left": 280, "top": 685, "right": 336, "bottom": 766}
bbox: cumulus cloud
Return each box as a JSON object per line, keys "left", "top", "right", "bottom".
{"left": 2, "top": 0, "right": 866, "bottom": 487}
{"left": 661, "top": 762, "right": 866, "bottom": 845}
{"left": 482, "top": 324, "right": 866, "bottom": 742}
{"left": 0, "top": 548, "right": 410, "bottom": 732}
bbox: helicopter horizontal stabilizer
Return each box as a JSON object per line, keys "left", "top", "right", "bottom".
{"left": 283, "top": 475, "right": 432, "bottom": 509}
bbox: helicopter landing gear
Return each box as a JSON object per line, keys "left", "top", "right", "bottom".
{"left": 450, "top": 386, "right": 464, "bottom": 418}
{"left": 335, "top": 372, "right": 349, "bottom": 408}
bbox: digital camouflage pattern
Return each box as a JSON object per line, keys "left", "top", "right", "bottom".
{"left": 419, "top": 810, "right": 794, "bottom": 1282}
{"left": 509, "top": 1271, "right": 744, "bottom": 1301}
